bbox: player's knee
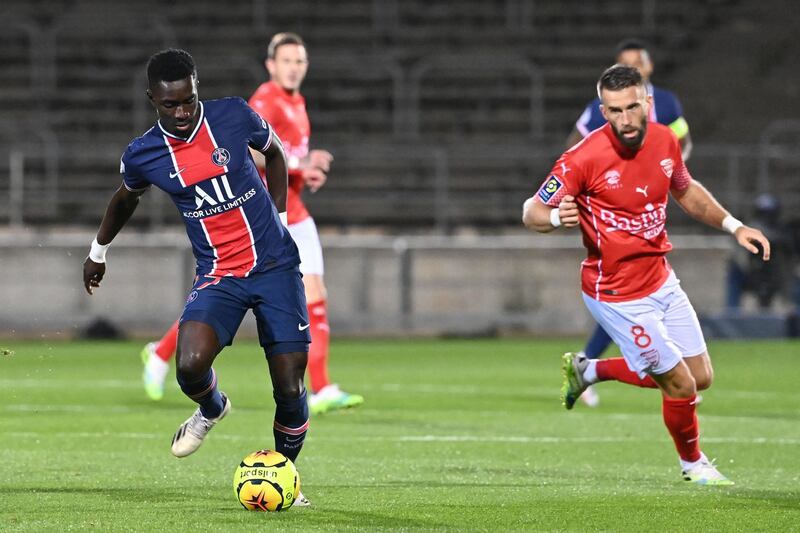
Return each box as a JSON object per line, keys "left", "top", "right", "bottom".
{"left": 694, "top": 367, "right": 714, "bottom": 391}
{"left": 664, "top": 372, "right": 697, "bottom": 399}
{"left": 175, "top": 348, "right": 209, "bottom": 378}
{"left": 274, "top": 379, "right": 305, "bottom": 399}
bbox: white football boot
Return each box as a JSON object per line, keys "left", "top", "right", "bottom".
{"left": 171, "top": 393, "right": 231, "bottom": 457}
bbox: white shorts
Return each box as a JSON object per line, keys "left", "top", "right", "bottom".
{"left": 582, "top": 271, "right": 707, "bottom": 378}
{"left": 287, "top": 216, "right": 324, "bottom": 276}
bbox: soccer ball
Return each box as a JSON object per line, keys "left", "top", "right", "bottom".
{"left": 233, "top": 449, "right": 300, "bottom": 511}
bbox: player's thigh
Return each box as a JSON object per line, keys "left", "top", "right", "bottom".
{"left": 181, "top": 276, "right": 249, "bottom": 350}
{"left": 662, "top": 284, "right": 713, "bottom": 388}
{"left": 287, "top": 217, "right": 325, "bottom": 278}
{"left": 249, "top": 268, "right": 311, "bottom": 357}
{"left": 582, "top": 293, "right": 683, "bottom": 378}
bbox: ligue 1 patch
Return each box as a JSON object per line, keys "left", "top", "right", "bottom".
{"left": 212, "top": 147, "right": 231, "bottom": 167}
{"left": 660, "top": 158, "right": 674, "bottom": 178}
{"left": 187, "top": 290, "right": 199, "bottom": 303}
{"left": 538, "top": 175, "right": 563, "bottom": 202}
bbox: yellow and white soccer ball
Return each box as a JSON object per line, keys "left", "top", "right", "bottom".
{"left": 233, "top": 449, "right": 300, "bottom": 511}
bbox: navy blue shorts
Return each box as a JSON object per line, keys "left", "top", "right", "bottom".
{"left": 180, "top": 267, "right": 310, "bottom": 356}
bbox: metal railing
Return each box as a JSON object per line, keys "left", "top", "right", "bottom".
{"left": 2, "top": 135, "right": 797, "bottom": 228}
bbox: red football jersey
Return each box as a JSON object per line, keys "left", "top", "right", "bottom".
{"left": 248, "top": 81, "right": 311, "bottom": 225}
{"left": 534, "top": 122, "right": 692, "bottom": 302}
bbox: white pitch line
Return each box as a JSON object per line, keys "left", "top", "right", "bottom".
{"left": 1, "top": 431, "right": 798, "bottom": 446}
{"left": 2, "top": 378, "right": 798, "bottom": 401}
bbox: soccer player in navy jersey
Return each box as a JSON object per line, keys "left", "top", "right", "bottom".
{"left": 565, "top": 39, "right": 694, "bottom": 407}
{"left": 82, "top": 49, "right": 311, "bottom": 505}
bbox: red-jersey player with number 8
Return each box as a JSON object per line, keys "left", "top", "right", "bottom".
{"left": 523, "top": 64, "right": 770, "bottom": 486}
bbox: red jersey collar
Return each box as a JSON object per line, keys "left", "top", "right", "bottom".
{"left": 602, "top": 122, "right": 647, "bottom": 159}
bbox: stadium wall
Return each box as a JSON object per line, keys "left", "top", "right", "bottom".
{"left": 0, "top": 231, "right": 732, "bottom": 339}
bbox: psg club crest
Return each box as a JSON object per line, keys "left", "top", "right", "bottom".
{"left": 212, "top": 147, "right": 230, "bottom": 167}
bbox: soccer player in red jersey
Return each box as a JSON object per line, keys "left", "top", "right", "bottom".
{"left": 140, "top": 33, "right": 363, "bottom": 415}
{"left": 568, "top": 39, "right": 694, "bottom": 408}
{"left": 523, "top": 65, "right": 770, "bottom": 485}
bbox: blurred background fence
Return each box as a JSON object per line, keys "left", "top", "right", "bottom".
{"left": 0, "top": 0, "right": 798, "bottom": 337}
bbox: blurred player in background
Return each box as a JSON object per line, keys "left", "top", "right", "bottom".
{"left": 566, "top": 38, "right": 694, "bottom": 407}
{"left": 84, "top": 49, "right": 311, "bottom": 504}
{"left": 523, "top": 64, "right": 770, "bottom": 485}
{"left": 140, "top": 33, "right": 363, "bottom": 415}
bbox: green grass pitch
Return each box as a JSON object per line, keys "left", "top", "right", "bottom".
{"left": 1, "top": 338, "right": 798, "bottom": 531}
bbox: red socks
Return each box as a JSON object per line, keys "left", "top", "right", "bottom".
{"left": 596, "top": 358, "right": 657, "bottom": 388}
{"left": 155, "top": 320, "right": 179, "bottom": 362}
{"left": 596, "top": 358, "right": 701, "bottom": 463}
{"left": 662, "top": 395, "right": 702, "bottom": 462}
{"left": 306, "top": 300, "right": 330, "bottom": 393}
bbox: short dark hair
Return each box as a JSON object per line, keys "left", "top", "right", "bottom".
{"left": 147, "top": 49, "right": 196, "bottom": 86}
{"left": 596, "top": 64, "right": 644, "bottom": 98}
{"left": 267, "top": 32, "right": 305, "bottom": 59}
{"left": 615, "top": 38, "right": 648, "bottom": 56}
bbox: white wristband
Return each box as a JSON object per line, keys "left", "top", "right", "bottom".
{"left": 279, "top": 212, "right": 288, "bottom": 227}
{"left": 721, "top": 215, "right": 743, "bottom": 235}
{"left": 549, "top": 207, "right": 562, "bottom": 228}
{"left": 89, "top": 238, "right": 110, "bottom": 263}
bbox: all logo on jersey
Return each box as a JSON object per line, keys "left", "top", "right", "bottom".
{"left": 660, "top": 158, "right": 673, "bottom": 178}
{"left": 211, "top": 147, "right": 230, "bottom": 167}
{"left": 538, "top": 175, "right": 563, "bottom": 202}
{"left": 183, "top": 175, "right": 257, "bottom": 219}
{"left": 195, "top": 175, "right": 235, "bottom": 209}
{"left": 604, "top": 170, "right": 622, "bottom": 190}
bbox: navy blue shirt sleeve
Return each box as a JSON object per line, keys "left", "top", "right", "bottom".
{"left": 575, "top": 98, "right": 606, "bottom": 136}
{"left": 237, "top": 97, "right": 274, "bottom": 152}
{"left": 653, "top": 88, "right": 684, "bottom": 126}
{"left": 120, "top": 147, "right": 149, "bottom": 192}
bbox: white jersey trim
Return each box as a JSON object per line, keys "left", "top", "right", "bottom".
{"left": 239, "top": 206, "right": 258, "bottom": 277}
{"left": 585, "top": 194, "right": 604, "bottom": 300}
{"left": 157, "top": 102, "right": 205, "bottom": 144}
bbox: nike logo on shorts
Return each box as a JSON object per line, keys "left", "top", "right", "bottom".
{"left": 298, "top": 323, "right": 310, "bottom": 331}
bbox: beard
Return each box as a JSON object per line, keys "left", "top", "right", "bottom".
{"left": 612, "top": 119, "right": 647, "bottom": 149}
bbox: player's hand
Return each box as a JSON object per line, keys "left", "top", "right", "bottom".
{"left": 307, "top": 149, "right": 333, "bottom": 172}
{"left": 735, "top": 226, "right": 771, "bottom": 261}
{"left": 302, "top": 167, "right": 327, "bottom": 193}
{"left": 83, "top": 258, "right": 106, "bottom": 295}
{"left": 559, "top": 195, "right": 580, "bottom": 228}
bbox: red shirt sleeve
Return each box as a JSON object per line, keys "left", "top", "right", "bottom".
{"left": 533, "top": 153, "right": 584, "bottom": 207}
{"left": 669, "top": 131, "right": 692, "bottom": 192}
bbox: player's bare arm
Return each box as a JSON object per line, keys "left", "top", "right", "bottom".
{"left": 522, "top": 194, "right": 580, "bottom": 233}
{"left": 83, "top": 185, "right": 145, "bottom": 294}
{"left": 261, "top": 135, "right": 289, "bottom": 213}
{"left": 671, "top": 180, "right": 770, "bottom": 260}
